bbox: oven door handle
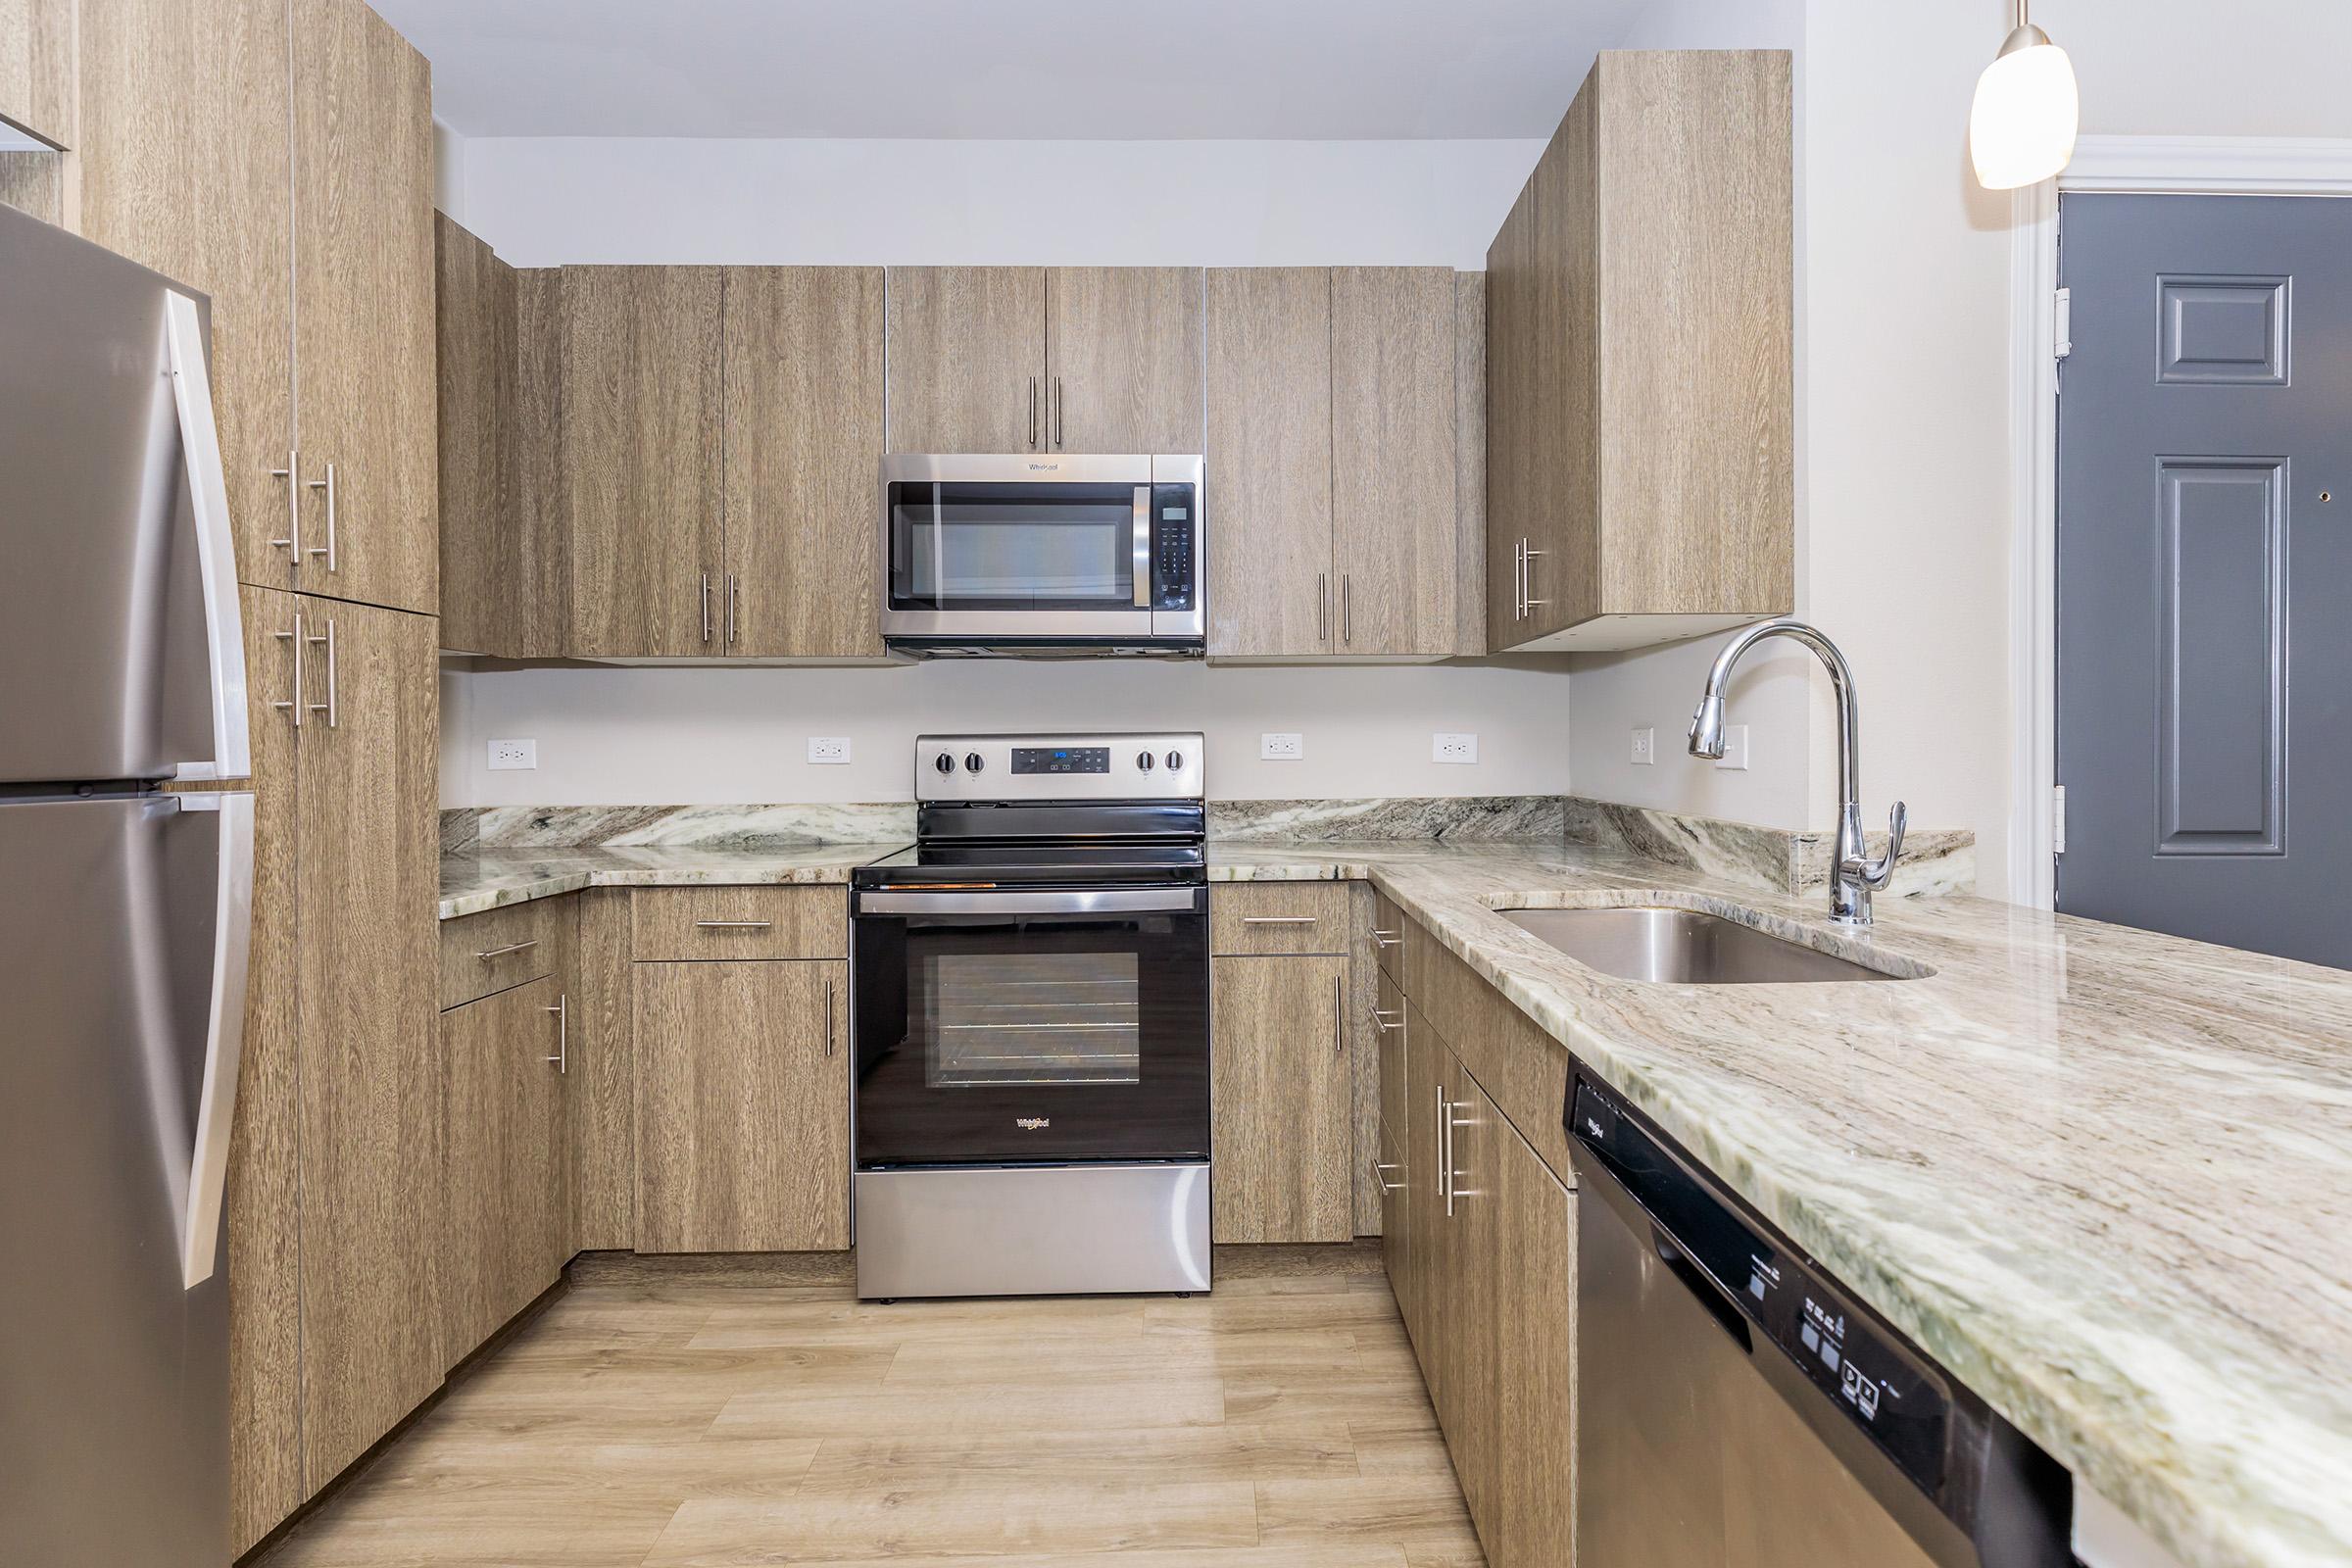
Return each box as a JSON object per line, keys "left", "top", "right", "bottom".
{"left": 857, "top": 888, "right": 1200, "bottom": 915}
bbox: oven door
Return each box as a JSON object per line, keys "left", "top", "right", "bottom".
{"left": 853, "top": 885, "right": 1210, "bottom": 1166}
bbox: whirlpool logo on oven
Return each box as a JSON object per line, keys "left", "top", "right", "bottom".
{"left": 1015, "top": 1116, "right": 1052, "bottom": 1131}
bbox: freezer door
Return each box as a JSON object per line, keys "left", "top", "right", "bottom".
{"left": 0, "top": 204, "right": 251, "bottom": 784}
{"left": 0, "top": 792, "right": 254, "bottom": 1567}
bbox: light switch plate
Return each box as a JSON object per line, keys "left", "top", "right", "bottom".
{"left": 1260, "top": 732, "right": 1304, "bottom": 761}
{"left": 808, "top": 737, "right": 852, "bottom": 764}
{"left": 1713, "top": 724, "right": 1750, "bottom": 771}
{"left": 487, "top": 738, "right": 536, "bottom": 771}
{"left": 1432, "top": 732, "right": 1478, "bottom": 764}
{"left": 1630, "top": 727, "right": 1655, "bottom": 766}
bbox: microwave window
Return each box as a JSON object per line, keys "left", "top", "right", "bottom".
{"left": 919, "top": 951, "right": 1143, "bottom": 1089}
{"left": 891, "top": 484, "right": 1138, "bottom": 611}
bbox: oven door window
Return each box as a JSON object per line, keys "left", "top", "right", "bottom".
{"left": 854, "top": 906, "right": 1209, "bottom": 1166}
{"left": 889, "top": 482, "right": 1138, "bottom": 612}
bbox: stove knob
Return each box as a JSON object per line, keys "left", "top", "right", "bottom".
{"left": 1137, "top": 751, "right": 1155, "bottom": 771}
{"left": 1166, "top": 750, "right": 1185, "bottom": 772}
{"left": 934, "top": 752, "right": 956, "bottom": 774}
{"left": 964, "top": 752, "right": 986, "bottom": 774}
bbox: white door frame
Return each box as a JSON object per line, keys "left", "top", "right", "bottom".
{"left": 2006, "top": 135, "right": 2352, "bottom": 908}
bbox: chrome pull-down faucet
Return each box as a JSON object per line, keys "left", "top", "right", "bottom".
{"left": 1688, "top": 618, "right": 1906, "bottom": 926}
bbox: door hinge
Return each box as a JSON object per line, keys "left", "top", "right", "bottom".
{"left": 2052, "top": 287, "right": 2073, "bottom": 362}
{"left": 2052, "top": 784, "right": 2067, "bottom": 856}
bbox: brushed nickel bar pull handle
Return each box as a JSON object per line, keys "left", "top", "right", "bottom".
{"left": 272, "top": 613, "right": 304, "bottom": 728}
{"left": 694, "top": 919, "right": 774, "bottom": 929}
{"left": 269, "top": 450, "right": 301, "bottom": 568}
{"left": 1371, "top": 927, "right": 1402, "bottom": 949}
{"left": 1317, "top": 572, "right": 1328, "bottom": 643}
{"left": 825, "top": 978, "right": 836, "bottom": 1057}
{"left": 1371, "top": 1152, "right": 1403, "bottom": 1196}
{"left": 701, "top": 570, "right": 713, "bottom": 643}
{"left": 304, "top": 462, "right": 337, "bottom": 572}
{"left": 475, "top": 939, "right": 540, "bottom": 960}
{"left": 545, "top": 993, "right": 567, "bottom": 1074}
{"left": 1437, "top": 1085, "right": 1452, "bottom": 1215}
{"left": 1054, "top": 376, "right": 1063, "bottom": 449}
{"left": 305, "top": 618, "right": 336, "bottom": 728}
{"left": 1514, "top": 537, "right": 1527, "bottom": 620}
{"left": 726, "top": 572, "right": 739, "bottom": 646}
{"left": 1523, "top": 545, "right": 1548, "bottom": 612}
{"left": 1373, "top": 1007, "right": 1403, "bottom": 1032}
{"left": 1241, "top": 914, "right": 1318, "bottom": 925}
{"left": 1342, "top": 573, "right": 1351, "bottom": 645}
{"left": 1333, "top": 974, "right": 1344, "bottom": 1054}
{"left": 1028, "top": 375, "right": 1038, "bottom": 449}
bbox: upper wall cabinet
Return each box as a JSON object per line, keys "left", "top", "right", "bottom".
{"left": 80, "top": 0, "right": 438, "bottom": 615}
{"left": 1487, "top": 49, "right": 1793, "bottom": 653}
{"left": 1207, "top": 267, "right": 1484, "bottom": 660}
{"left": 0, "top": 0, "right": 73, "bottom": 146}
{"left": 560, "top": 265, "right": 887, "bottom": 661}
{"left": 887, "top": 266, "right": 1204, "bottom": 454}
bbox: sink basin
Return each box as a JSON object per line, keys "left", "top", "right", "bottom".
{"left": 1496, "top": 906, "right": 1916, "bottom": 984}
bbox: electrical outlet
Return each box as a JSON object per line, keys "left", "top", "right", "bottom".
{"left": 807, "top": 737, "right": 852, "bottom": 764}
{"left": 1432, "top": 732, "right": 1479, "bottom": 764}
{"left": 486, "top": 738, "right": 536, "bottom": 771}
{"left": 1630, "top": 727, "right": 1655, "bottom": 766}
{"left": 1260, "top": 732, "right": 1304, "bottom": 761}
{"left": 1712, "top": 724, "right": 1750, "bottom": 771}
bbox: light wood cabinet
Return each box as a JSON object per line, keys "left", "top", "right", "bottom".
{"left": 1488, "top": 49, "right": 1794, "bottom": 652}
{"left": 435, "top": 216, "right": 569, "bottom": 657}
{"left": 442, "top": 973, "right": 570, "bottom": 1362}
{"left": 564, "top": 265, "right": 726, "bottom": 657}
{"left": 1045, "top": 266, "right": 1204, "bottom": 453}
{"left": 886, "top": 265, "right": 1047, "bottom": 452}
{"left": 0, "top": 0, "right": 73, "bottom": 145}
{"left": 721, "top": 267, "right": 887, "bottom": 657}
{"left": 1331, "top": 267, "right": 1463, "bottom": 656}
{"left": 80, "top": 0, "right": 437, "bottom": 613}
{"left": 1209, "top": 954, "right": 1353, "bottom": 1243}
{"left": 634, "top": 959, "right": 851, "bottom": 1253}
{"left": 1208, "top": 267, "right": 1481, "bottom": 659}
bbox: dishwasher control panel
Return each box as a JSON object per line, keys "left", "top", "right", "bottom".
{"left": 1570, "top": 1078, "right": 1954, "bottom": 1500}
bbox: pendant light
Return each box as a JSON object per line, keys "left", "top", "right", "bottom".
{"left": 1969, "top": 0, "right": 2080, "bottom": 190}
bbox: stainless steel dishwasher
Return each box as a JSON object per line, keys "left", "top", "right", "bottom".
{"left": 1567, "top": 1072, "right": 2076, "bottom": 1568}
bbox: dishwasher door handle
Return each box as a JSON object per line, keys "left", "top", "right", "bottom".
{"left": 1651, "top": 1225, "right": 1752, "bottom": 1351}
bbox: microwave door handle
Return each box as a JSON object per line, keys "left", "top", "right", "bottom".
{"left": 165, "top": 291, "right": 253, "bottom": 783}
{"left": 1133, "top": 486, "right": 1152, "bottom": 608}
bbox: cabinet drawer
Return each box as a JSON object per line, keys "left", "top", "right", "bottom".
{"left": 631, "top": 886, "right": 848, "bottom": 960}
{"left": 1370, "top": 889, "right": 1410, "bottom": 984}
{"left": 1375, "top": 967, "right": 1408, "bottom": 1137}
{"left": 1210, "top": 882, "right": 1350, "bottom": 955}
{"left": 440, "top": 897, "right": 568, "bottom": 1010}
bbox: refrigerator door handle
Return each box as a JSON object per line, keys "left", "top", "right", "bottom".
{"left": 163, "top": 290, "right": 253, "bottom": 784}
{"left": 173, "top": 791, "right": 254, "bottom": 1290}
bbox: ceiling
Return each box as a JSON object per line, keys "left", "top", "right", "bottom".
{"left": 372, "top": 0, "right": 1651, "bottom": 140}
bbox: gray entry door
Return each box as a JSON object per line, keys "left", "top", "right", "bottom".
{"left": 2056, "top": 194, "right": 2352, "bottom": 968}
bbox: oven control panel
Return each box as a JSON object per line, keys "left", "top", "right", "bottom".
{"left": 918, "top": 733, "right": 1202, "bottom": 803}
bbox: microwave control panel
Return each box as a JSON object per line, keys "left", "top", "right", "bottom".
{"left": 1152, "top": 484, "right": 1196, "bottom": 611}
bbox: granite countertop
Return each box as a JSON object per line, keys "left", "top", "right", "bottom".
{"left": 437, "top": 838, "right": 2352, "bottom": 1567}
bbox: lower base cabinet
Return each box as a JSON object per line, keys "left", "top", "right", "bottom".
{"left": 1210, "top": 953, "right": 1354, "bottom": 1243}
{"left": 442, "top": 975, "right": 572, "bottom": 1360}
{"left": 1391, "top": 968, "right": 1577, "bottom": 1567}
{"left": 633, "top": 958, "right": 851, "bottom": 1252}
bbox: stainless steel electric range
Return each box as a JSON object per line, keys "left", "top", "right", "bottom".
{"left": 850, "top": 733, "right": 1212, "bottom": 1299}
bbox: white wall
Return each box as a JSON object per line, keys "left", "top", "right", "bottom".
{"left": 440, "top": 132, "right": 1566, "bottom": 810}
{"left": 457, "top": 137, "right": 1543, "bottom": 271}
{"left": 445, "top": 660, "right": 1573, "bottom": 808}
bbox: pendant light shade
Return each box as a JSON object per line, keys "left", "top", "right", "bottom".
{"left": 1969, "top": 12, "right": 2080, "bottom": 190}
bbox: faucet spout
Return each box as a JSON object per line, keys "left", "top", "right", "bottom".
{"left": 1686, "top": 618, "right": 1905, "bottom": 925}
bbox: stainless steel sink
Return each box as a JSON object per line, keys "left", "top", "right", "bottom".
{"left": 1496, "top": 906, "right": 1917, "bottom": 984}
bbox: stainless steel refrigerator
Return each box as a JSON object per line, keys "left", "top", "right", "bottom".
{"left": 1, "top": 202, "right": 255, "bottom": 1564}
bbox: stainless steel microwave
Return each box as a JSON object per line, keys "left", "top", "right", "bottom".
{"left": 880, "top": 454, "right": 1205, "bottom": 657}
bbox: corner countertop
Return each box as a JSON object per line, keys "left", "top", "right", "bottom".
{"left": 437, "top": 838, "right": 2352, "bottom": 1568}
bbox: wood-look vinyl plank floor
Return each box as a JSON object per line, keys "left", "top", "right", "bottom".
{"left": 255, "top": 1250, "right": 1483, "bottom": 1566}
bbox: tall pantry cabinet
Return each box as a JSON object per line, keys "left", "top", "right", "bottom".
{"left": 76, "top": 0, "right": 442, "bottom": 1552}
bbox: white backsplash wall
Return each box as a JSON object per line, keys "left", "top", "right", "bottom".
{"left": 443, "top": 660, "right": 1573, "bottom": 808}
